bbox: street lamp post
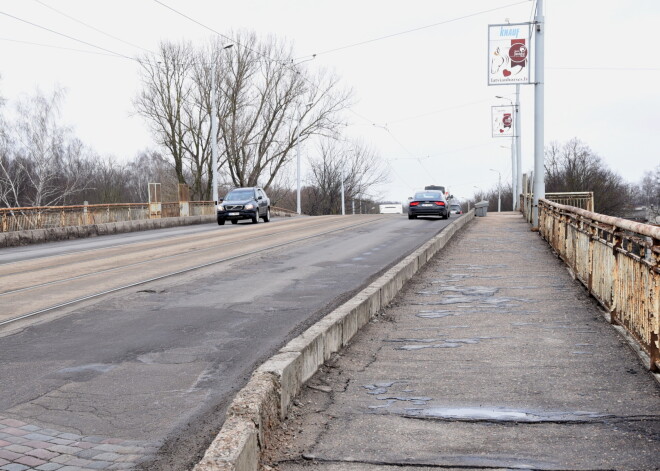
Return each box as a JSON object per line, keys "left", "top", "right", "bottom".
{"left": 489, "top": 169, "right": 501, "bottom": 212}
{"left": 211, "top": 43, "right": 233, "bottom": 205}
{"left": 296, "top": 102, "right": 313, "bottom": 215}
{"left": 496, "top": 94, "right": 517, "bottom": 211}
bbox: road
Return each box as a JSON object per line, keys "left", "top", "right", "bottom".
{"left": 0, "top": 214, "right": 456, "bottom": 470}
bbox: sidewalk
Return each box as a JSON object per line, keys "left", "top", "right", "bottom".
{"left": 268, "top": 213, "right": 660, "bottom": 471}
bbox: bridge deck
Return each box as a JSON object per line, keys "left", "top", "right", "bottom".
{"left": 270, "top": 213, "right": 660, "bottom": 470}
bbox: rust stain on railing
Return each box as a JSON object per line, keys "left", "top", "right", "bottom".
{"left": 539, "top": 199, "right": 660, "bottom": 372}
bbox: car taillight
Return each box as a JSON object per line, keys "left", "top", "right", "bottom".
{"left": 410, "top": 202, "right": 419, "bottom": 206}
{"left": 435, "top": 202, "right": 445, "bottom": 206}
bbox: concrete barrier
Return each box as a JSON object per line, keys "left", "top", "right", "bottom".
{"left": 194, "top": 210, "right": 475, "bottom": 471}
{"left": 0, "top": 215, "right": 216, "bottom": 248}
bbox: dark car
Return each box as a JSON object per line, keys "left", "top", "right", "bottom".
{"left": 408, "top": 190, "right": 450, "bottom": 220}
{"left": 217, "top": 187, "right": 270, "bottom": 225}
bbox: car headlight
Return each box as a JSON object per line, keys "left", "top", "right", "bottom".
{"left": 217, "top": 204, "right": 224, "bottom": 211}
{"left": 244, "top": 203, "right": 255, "bottom": 210}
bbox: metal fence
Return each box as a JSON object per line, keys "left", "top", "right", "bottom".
{"left": 539, "top": 199, "right": 660, "bottom": 371}
{"left": 521, "top": 191, "right": 594, "bottom": 224}
{"left": 0, "top": 201, "right": 296, "bottom": 233}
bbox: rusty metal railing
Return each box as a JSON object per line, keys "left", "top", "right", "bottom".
{"left": 0, "top": 201, "right": 297, "bottom": 233}
{"left": 521, "top": 191, "right": 594, "bottom": 223}
{"left": 539, "top": 199, "right": 660, "bottom": 371}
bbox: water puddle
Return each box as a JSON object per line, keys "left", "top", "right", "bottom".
{"left": 452, "top": 264, "right": 509, "bottom": 270}
{"left": 392, "top": 337, "right": 495, "bottom": 351}
{"left": 363, "top": 381, "right": 399, "bottom": 395}
{"left": 403, "top": 406, "right": 607, "bottom": 423}
{"left": 416, "top": 310, "right": 456, "bottom": 319}
{"left": 417, "top": 286, "right": 499, "bottom": 297}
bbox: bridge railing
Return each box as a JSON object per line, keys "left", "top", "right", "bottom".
{"left": 521, "top": 191, "right": 594, "bottom": 223}
{"left": 539, "top": 199, "right": 660, "bottom": 371}
{"left": 0, "top": 201, "right": 295, "bottom": 233}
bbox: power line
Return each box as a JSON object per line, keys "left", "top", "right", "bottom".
{"left": 33, "top": 0, "right": 153, "bottom": 54}
{"left": 0, "top": 37, "right": 124, "bottom": 58}
{"left": 0, "top": 10, "right": 135, "bottom": 60}
{"left": 295, "top": 0, "right": 529, "bottom": 60}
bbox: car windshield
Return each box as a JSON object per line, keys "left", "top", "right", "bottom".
{"left": 224, "top": 189, "right": 255, "bottom": 201}
{"left": 413, "top": 191, "right": 443, "bottom": 200}
{"left": 451, "top": 205, "right": 461, "bottom": 210}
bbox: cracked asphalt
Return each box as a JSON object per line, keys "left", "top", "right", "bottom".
{"left": 269, "top": 213, "right": 660, "bottom": 471}
{"left": 0, "top": 215, "right": 455, "bottom": 471}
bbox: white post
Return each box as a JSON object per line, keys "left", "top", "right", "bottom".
{"left": 296, "top": 132, "right": 301, "bottom": 215}
{"left": 498, "top": 172, "right": 502, "bottom": 212}
{"left": 532, "top": 0, "right": 545, "bottom": 228}
{"left": 340, "top": 169, "right": 345, "bottom": 215}
{"left": 515, "top": 84, "right": 522, "bottom": 211}
{"left": 211, "top": 60, "right": 218, "bottom": 205}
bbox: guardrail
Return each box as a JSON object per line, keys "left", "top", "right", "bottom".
{"left": 0, "top": 201, "right": 297, "bottom": 233}
{"left": 539, "top": 199, "right": 660, "bottom": 371}
{"left": 521, "top": 192, "right": 594, "bottom": 224}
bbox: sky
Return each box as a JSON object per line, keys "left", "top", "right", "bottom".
{"left": 1, "top": 0, "right": 659, "bottom": 205}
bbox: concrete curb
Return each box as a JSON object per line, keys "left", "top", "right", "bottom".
{"left": 193, "top": 210, "right": 475, "bottom": 471}
{"left": 0, "top": 215, "right": 216, "bottom": 248}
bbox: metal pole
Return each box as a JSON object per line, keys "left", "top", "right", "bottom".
{"left": 515, "top": 84, "right": 522, "bottom": 211}
{"left": 498, "top": 172, "right": 501, "bottom": 212}
{"left": 510, "top": 113, "right": 516, "bottom": 211}
{"left": 296, "top": 127, "right": 301, "bottom": 214}
{"left": 211, "top": 60, "right": 218, "bottom": 205}
{"left": 340, "top": 169, "right": 345, "bottom": 215}
{"left": 532, "top": 0, "right": 545, "bottom": 228}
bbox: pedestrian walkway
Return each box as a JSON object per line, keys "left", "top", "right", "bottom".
{"left": 269, "top": 213, "right": 660, "bottom": 470}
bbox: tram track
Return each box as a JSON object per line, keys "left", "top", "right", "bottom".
{"left": 0, "top": 215, "right": 382, "bottom": 327}
{"left": 0, "top": 217, "right": 345, "bottom": 294}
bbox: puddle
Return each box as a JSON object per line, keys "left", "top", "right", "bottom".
{"left": 415, "top": 295, "right": 525, "bottom": 306}
{"left": 403, "top": 406, "right": 607, "bottom": 423}
{"left": 571, "top": 351, "right": 593, "bottom": 355}
{"left": 452, "top": 264, "right": 509, "bottom": 270}
{"left": 416, "top": 286, "right": 499, "bottom": 297}
{"left": 363, "top": 381, "right": 399, "bottom": 395}
{"left": 54, "top": 363, "right": 116, "bottom": 382}
{"left": 376, "top": 395, "right": 432, "bottom": 405}
{"left": 394, "top": 337, "right": 495, "bottom": 351}
{"left": 416, "top": 310, "right": 456, "bottom": 319}
{"left": 385, "top": 338, "right": 446, "bottom": 343}
{"left": 351, "top": 257, "right": 365, "bottom": 261}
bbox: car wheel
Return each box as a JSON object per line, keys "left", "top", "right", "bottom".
{"left": 262, "top": 207, "right": 270, "bottom": 222}
{"left": 231, "top": 219, "right": 238, "bottom": 225}
{"left": 217, "top": 217, "right": 225, "bottom": 226}
{"left": 408, "top": 214, "right": 416, "bottom": 219}
{"left": 251, "top": 211, "right": 259, "bottom": 224}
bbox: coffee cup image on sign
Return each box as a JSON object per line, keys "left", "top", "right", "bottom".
{"left": 493, "top": 114, "right": 512, "bottom": 134}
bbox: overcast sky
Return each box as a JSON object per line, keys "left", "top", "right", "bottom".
{"left": 1, "top": 0, "right": 658, "bottom": 204}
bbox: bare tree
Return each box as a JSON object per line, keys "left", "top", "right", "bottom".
{"left": 6, "top": 88, "right": 93, "bottom": 207}
{"left": 305, "top": 138, "right": 389, "bottom": 215}
{"left": 134, "top": 42, "right": 198, "bottom": 189}
{"left": 213, "top": 32, "right": 352, "bottom": 190}
{"left": 545, "top": 138, "right": 630, "bottom": 215}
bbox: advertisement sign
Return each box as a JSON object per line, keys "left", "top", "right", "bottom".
{"left": 488, "top": 23, "right": 531, "bottom": 85}
{"left": 492, "top": 105, "right": 515, "bottom": 137}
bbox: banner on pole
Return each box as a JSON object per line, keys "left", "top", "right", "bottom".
{"left": 492, "top": 105, "right": 515, "bottom": 137}
{"left": 488, "top": 23, "right": 531, "bottom": 85}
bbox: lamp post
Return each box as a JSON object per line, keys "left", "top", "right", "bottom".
{"left": 296, "top": 102, "right": 314, "bottom": 215}
{"left": 489, "top": 169, "right": 501, "bottom": 212}
{"left": 211, "top": 43, "right": 233, "bottom": 205}
{"left": 496, "top": 94, "right": 517, "bottom": 211}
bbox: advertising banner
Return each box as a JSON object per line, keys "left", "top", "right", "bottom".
{"left": 492, "top": 105, "right": 515, "bottom": 138}
{"left": 488, "top": 23, "right": 531, "bottom": 85}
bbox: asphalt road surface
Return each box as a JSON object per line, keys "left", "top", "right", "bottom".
{"left": 0, "top": 214, "right": 457, "bottom": 470}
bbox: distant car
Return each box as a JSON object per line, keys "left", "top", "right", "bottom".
{"left": 217, "top": 187, "right": 270, "bottom": 225}
{"left": 379, "top": 204, "right": 403, "bottom": 214}
{"left": 408, "top": 190, "right": 450, "bottom": 220}
{"left": 450, "top": 203, "right": 463, "bottom": 215}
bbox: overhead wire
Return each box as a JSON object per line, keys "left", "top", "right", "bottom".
{"left": 0, "top": 10, "right": 135, "bottom": 60}
{"left": 32, "top": 0, "right": 154, "bottom": 54}
{"left": 295, "top": 0, "right": 530, "bottom": 60}
{"left": 0, "top": 37, "right": 125, "bottom": 58}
